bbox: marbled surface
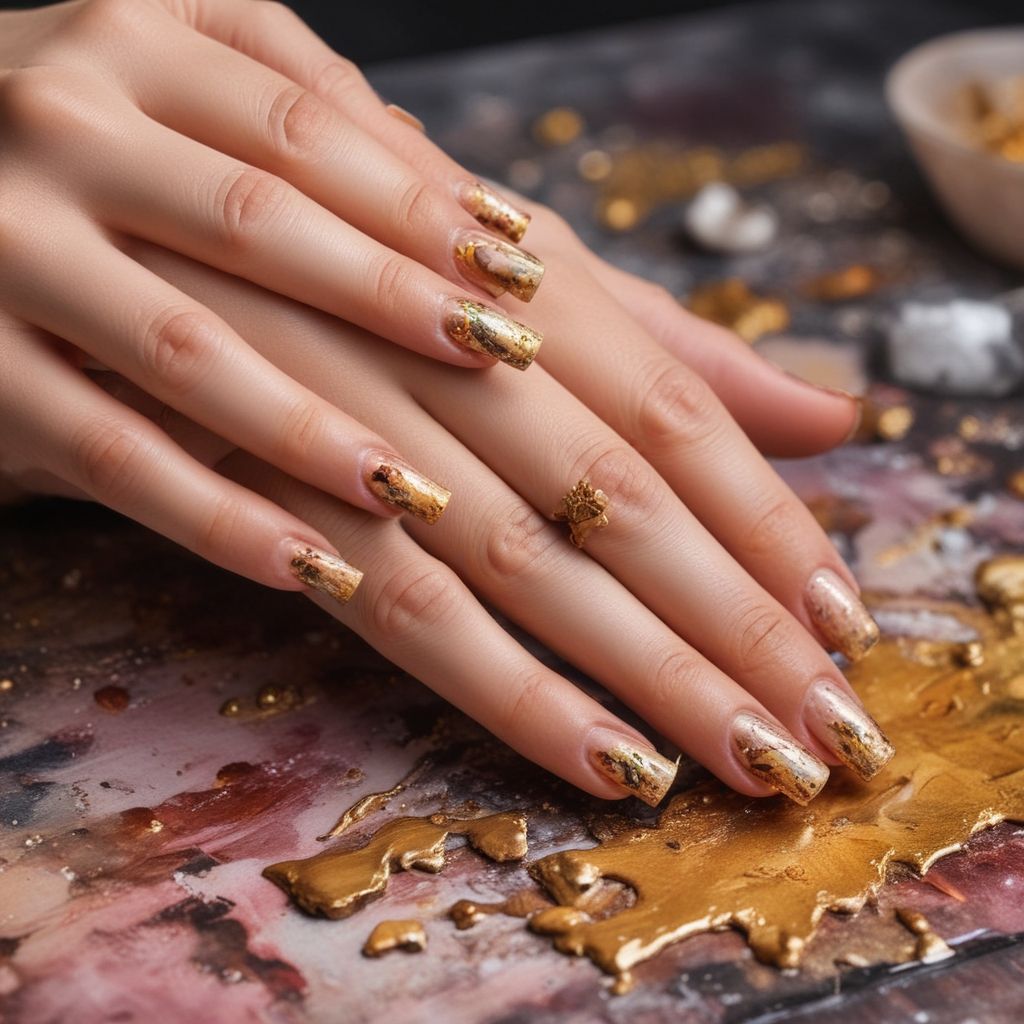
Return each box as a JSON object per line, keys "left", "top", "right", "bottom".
{"left": 3, "top": 1, "right": 1024, "bottom": 1021}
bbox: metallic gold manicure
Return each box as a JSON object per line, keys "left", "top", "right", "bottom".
{"left": 805, "top": 568, "right": 880, "bottom": 662}
{"left": 732, "top": 713, "right": 830, "bottom": 805}
{"left": 590, "top": 738, "right": 678, "bottom": 807}
{"left": 453, "top": 233, "right": 545, "bottom": 303}
{"left": 385, "top": 103, "right": 425, "bottom": 133}
{"left": 366, "top": 457, "right": 451, "bottom": 524}
{"left": 805, "top": 681, "right": 895, "bottom": 780}
{"left": 444, "top": 299, "right": 542, "bottom": 371}
{"left": 290, "top": 546, "right": 363, "bottom": 605}
{"left": 459, "top": 181, "right": 531, "bottom": 243}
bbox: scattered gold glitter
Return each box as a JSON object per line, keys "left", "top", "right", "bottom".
{"left": 0, "top": 679, "right": 13, "bottom": 692}
{"left": 219, "top": 698, "right": 242, "bottom": 717}
{"left": 803, "top": 264, "right": 886, "bottom": 302}
{"left": 533, "top": 107, "right": 584, "bottom": 146}
{"left": 362, "top": 919, "right": 427, "bottom": 957}
{"left": 263, "top": 812, "right": 528, "bottom": 919}
{"left": 931, "top": 437, "right": 993, "bottom": 478}
{"left": 577, "top": 149, "right": 613, "bottom": 182}
{"left": 975, "top": 554, "right": 1024, "bottom": 633}
{"left": 553, "top": 479, "right": 610, "bottom": 549}
{"left": 894, "top": 908, "right": 954, "bottom": 963}
{"left": 591, "top": 141, "right": 804, "bottom": 231}
{"left": 686, "top": 279, "right": 790, "bottom": 343}
{"left": 865, "top": 404, "right": 915, "bottom": 442}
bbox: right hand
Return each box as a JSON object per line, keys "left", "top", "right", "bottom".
{"left": 0, "top": 0, "right": 548, "bottom": 597}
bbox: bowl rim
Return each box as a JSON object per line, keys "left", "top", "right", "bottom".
{"left": 885, "top": 26, "right": 1024, "bottom": 177}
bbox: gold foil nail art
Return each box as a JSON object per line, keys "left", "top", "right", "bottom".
{"left": 805, "top": 568, "right": 880, "bottom": 661}
{"left": 384, "top": 103, "right": 425, "bottom": 133}
{"left": 590, "top": 741, "right": 677, "bottom": 807}
{"left": 454, "top": 234, "right": 545, "bottom": 302}
{"left": 291, "top": 546, "right": 363, "bottom": 605}
{"left": 459, "top": 181, "right": 531, "bottom": 243}
{"left": 732, "top": 713, "right": 829, "bottom": 805}
{"left": 366, "top": 458, "right": 451, "bottom": 524}
{"left": 444, "top": 299, "right": 542, "bottom": 371}
{"left": 805, "top": 681, "right": 895, "bottom": 780}
{"left": 553, "top": 479, "right": 610, "bottom": 549}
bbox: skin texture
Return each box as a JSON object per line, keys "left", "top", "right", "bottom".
{"left": 0, "top": 0, "right": 878, "bottom": 805}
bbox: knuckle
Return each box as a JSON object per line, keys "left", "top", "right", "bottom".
{"left": 140, "top": 308, "right": 219, "bottom": 395}
{"left": 277, "top": 400, "right": 328, "bottom": 463}
{"left": 393, "top": 179, "right": 439, "bottom": 234}
{"left": 309, "top": 57, "right": 366, "bottom": 104}
{"left": 496, "top": 671, "right": 551, "bottom": 737}
{"left": 633, "top": 360, "right": 720, "bottom": 450}
{"left": 480, "top": 503, "right": 560, "bottom": 586}
{"left": 573, "top": 441, "right": 666, "bottom": 522}
{"left": 73, "top": 0, "right": 152, "bottom": 37}
{"left": 71, "top": 417, "right": 150, "bottom": 501}
{"left": 648, "top": 649, "right": 705, "bottom": 710}
{"left": 744, "top": 496, "right": 800, "bottom": 559}
{"left": 267, "top": 84, "right": 333, "bottom": 163}
{"left": 732, "top": 601, "right": 788, "bottom": 670}
{"left": 0, "top": 67, "right": 88, "bottom": 138}
{"left": 370, "top": 566, "right": 461, "bottom": 639}
{"left": 196, "top": 493, "right": 245, "bottom": 554}
{"left": 367, "top": 251, "right": 413, "bottom": 309}
{"left": 217, "top": 167, "right": 291, "bottom": 250}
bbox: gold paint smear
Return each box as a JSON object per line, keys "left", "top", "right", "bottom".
{"left": 524, "top": 606, "right": 1024, "bottom": 982}
{"left": 263, "top": 812, "right": 527, "bottom": 920}
{"left": 317, "top": 782, "right": 406, "bottom": 842}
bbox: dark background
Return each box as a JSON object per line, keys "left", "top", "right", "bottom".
{"left": 6, "top": 0, "right": 1024, "bottom": 63}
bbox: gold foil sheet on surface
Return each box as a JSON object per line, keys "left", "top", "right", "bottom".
{"left": 264, "top": 565, "right": 1024, "bottom": 993}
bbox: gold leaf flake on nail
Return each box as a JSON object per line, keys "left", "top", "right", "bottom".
{"left": 367, "top": 461, "right": 451, "bottom": 524}
{"left": 445, "top": 299, "right": 542, "bottom": 371}
{"left": 290, "top": 546, "right": 363, "bottom": 605}
{"left": 732, "top": 713, "right": 830, "bottom": 805}
{"left": 459, "top": 182, "right": 531, "bottom": 243}
{"left": 454, "top": 236, "right": 545, "bottom": 302}
{"left": 807, "top": 682, "right": 895, "bottom": 780}
{"left": 805, "top": 568, "right": 880, "bottom": 661}
{"left": 590, "top": 743, "right": 677, "bottom": 807}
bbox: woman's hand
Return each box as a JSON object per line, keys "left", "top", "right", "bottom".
{"left": 0, "top": 0, "right": 554, "bottom": 598}
{"left": 63, "top": 235, "right": 893, "bottom": 811}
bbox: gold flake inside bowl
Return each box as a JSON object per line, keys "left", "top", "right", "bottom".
{"left": 887, "top": 28, "right": 1024, "bottom": 270}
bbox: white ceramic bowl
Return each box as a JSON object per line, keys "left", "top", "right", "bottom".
{"left": 886, "top": 28, "right": 1024, "bottom": 271}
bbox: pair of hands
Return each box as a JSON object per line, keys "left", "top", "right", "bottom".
{"left": 0, "top": 0, "right": 893, "bottom": 806}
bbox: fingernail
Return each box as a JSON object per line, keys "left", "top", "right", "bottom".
{"left": 453, "top": 232, "right": 545, "bottom": 303}
{"left": 732, "top": 712, "right": 830, "bottom": 805}
{"left": 444, "top": 299, "right": 542, "bottom": 371}
{"left": 805, "top": 568, "right": 880, "bottom": 661}
{"left": 588, "top": 731, "right": 678, "bottom": 806}
{"left": 805, "top": 680, "right": 895, "bottom": 780}
{"left": 459, "top": 181, "right": 531, "bottom": 243}
{"left": 842, "top": 396, "right": 865, "bottom": 444}
{"left": 366, "top": 455, "right": 451, "bottom": 524}
{"left": 290, "top": 546, "right": 363, "bottom": 605}
{"left": 385, "top": 103, "right": 425, "bottom": 133}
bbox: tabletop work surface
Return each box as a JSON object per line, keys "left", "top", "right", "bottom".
{"left": 2, "top": 1, "right": 1024, "bottom": 1022}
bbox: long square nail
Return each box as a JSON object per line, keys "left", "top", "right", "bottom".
{"left": 805, "top": 568, "right": 880, "bottom": 661}
{"left": 732, "top": 712, "right": 829, "bottom": 805}
{"left": 454, "top": 233, "right": 544, "bottom": 302}
{"left": 444, "top": 299, "right": 542, "bottom": 370}
{"left": 291, "top": 546, "right": 363, "bottom": 605}
{"left": 805, "top": 681, "right": 894, "bottom": 780}
{"left": 459, "top": 181, "right": 531, "bottom": 243}
{"left": 366, "top": 457, "right": 451, "bottom": 524}
{"left": 589, "top": 735, "right": 678, "bottom": 807}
